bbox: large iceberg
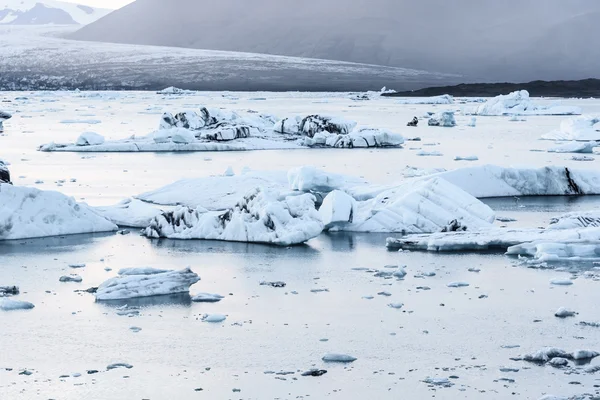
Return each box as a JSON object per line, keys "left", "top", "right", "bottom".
{"left": 542, "top": 115, "right": 600, "bottom": 141}
{"left": 320, "top": 177, "right": 495, "bottom": 233}
{"left": 476, "top": 91, "right": 582, "bottom": 116}
{"left": 438, "top": 165, "right": 600, "bottom": 198}
{"left": 143, "top": 188, "right": 324, "bottom": 246}
{"left": 0, "top": 184, "right": 117, "bottom": 240}
{"left": 96, "top": 267, "right": 200, "bottom": 301}
{"left": 396, "top": 95, "right": 454, "bottom": 105}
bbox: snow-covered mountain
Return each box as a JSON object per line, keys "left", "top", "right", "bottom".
{"left": 0, "top": 0, "right": 111, "bottom": 25}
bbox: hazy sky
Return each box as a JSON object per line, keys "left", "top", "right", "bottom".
{"left": 62, "top": 0, "right": 134, "bottom": 9}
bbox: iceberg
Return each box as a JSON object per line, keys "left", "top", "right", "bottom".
{"left": 0, "top": 110, "right": 11, "bottom": 132}
{"left": 506, "top": 241, "right": 600, "bottom": 262}
{"left": 427, "top": 111, "right": 456, "bottom": 127}
{"left": 142, "top": 188, "right": 324, "bottom": 246}
{"left": 0, "top": 159, "right": 10, "bottom": 184}
{"left": 476, "top": 91, "right": 581, "bottom": 116}
{"left": 300, "top": 128, "right": 404, "bottom": 148}
{"left": 156, "top": 86, "right": 194, "bottom": 95}
{"left": 321, "top": 177, "right": 495, "bottom": 233}
{"left": 396, "top": 95, "right": 454, "bottom": 105}
{"left": 95, "top": 267, "right": 200, "bottom": 301}
{"left": 542, "top": 115, "right": 600, "bottom": 141}
{"left": 0, "top": 184, "right": 117, "bottom": 240}
{"left": 93, "top": 199, "right": 164, "bottom": 228}
{"left": 438, "top": 165, "right": 600, "bottom": 198}
{"left": 273, "top": 115, "right": 356, "bottom": 137}
{"left": 386, "top": 227, "right": 600, "bottom": 252}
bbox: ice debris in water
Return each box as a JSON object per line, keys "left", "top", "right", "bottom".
{"left": 554, "top": 308, "right": 577, "bottom": 318}
{"left": 191, "top": 293, "right": 224, "bottom": 303}
{"left": 0, "top": 286, "right": 19, "bottom": 297}
{"left": 106, "top": 363, "right": 133, "bottom": 370}
{"left": 202, "top": 314, "right": 227, "bottom": 323}
{"left": 427, "top": 111, "right": 456, "bottom": 127}
{"left": 0, "top": 299, "right": 35, "bottom": 311}
{"left": 447, "top": 282, "right": 469, "bottom": 288}
{"left": 59, "top": 275, "right": 82, "bottom": 283}
{"left": 322, "top": 353, "right": 357, "bottom": 363}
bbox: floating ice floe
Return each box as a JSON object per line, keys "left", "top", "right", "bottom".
{"left": 0, "top": 159, "right": 10, "bottom": 183}
{"left": 59, "top": 275, "right": 82, "bottom": 283}
{"left": 508, "top": 241, "right": 600, "bottom": 263}
{"left": 320, "top": 177, "right": 495, "bottom": 233}
{"left": 40, "top": 109, "right": 403, "bottom": 152}
{"left": 0, "top": 299, "right": 35, "bottom": 311}
{"left": 555, "top": 308, "right": 577, "bottom": 318}
{"left": 438, "top": 165, "right": 600, "bottom": 197}
{"left": 476, "top": 91, "right": 582, "bottom": 116}
{"left": 192, "top": 293, "right": 225, "bottom": 303}
{"left": 322, "top": 353, "right": 357, "bottom": 363}
{"left": 542, "top": 115, "right": 600, "bottom": 141}
{"left": 454, "top": 155, "right": 479, "bottom": 161}
{"left": 396, "top": 95, "right": 454, "bottom": 105}
{"left": 143, "top": 188, "right": 323, "bottom": 246}
{"left": 95, "top": 267, "right": 200, "bottom": 301}
{"left": 202, "top": 314, "right": 227, "bottom": 323}
{"left": 387, "top": 227, "right": 600, "bottom": 252}
{"left": 547, "top": 141, "right": 597, "bottom": 154}
{"left": 76, "top": 132, "right": 105, "bottom": 146}
{"left": 93, "top": 199, "right": 165, "bottom": 228}
{"left": 427, "top": 111, "right": 456, "bottom": 127}
{"left": 548, "top": 211, "right": 600, "bottom": 230}
{"left": 156, "top": 86, "right": 194, "bottom": 95}
{"left": 0, "top": 184, "right": 117, "bottom": 240}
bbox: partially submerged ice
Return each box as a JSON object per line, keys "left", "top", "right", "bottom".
{"left": 0, "top": 184, "right": 117, "bottom": 240}
{"left": 96, "top": 267, "right": 200, "bottom": 301}
{"left": 542, "top": 115, "right": 600, "bottom": 141}
{"left": 0, "top": 159, "right": 10, "bottom": 184}
{"left": 142, "top": 188, "right": 324, "bottom": 246}
{"left": 320, "top": 177, "right": 495, "bottom": 233}
{"left": 427, "top": 111, "right": 456, "bottom": 127}
{"left": 0, "top": 110, "right": 11, "bottom": 132}
{"left": 0, "top": 299, "right": 35, "bottom": 311}
{"left": 476, "top": 91, "right": 582, "bottom": 116}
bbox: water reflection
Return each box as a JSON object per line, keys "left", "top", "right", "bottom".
{"left": 0, "top": 232, "right": 115, "bottom": 255}
{"left": 482, "top": 195, "right": 600, "bottom": 213}
{"left": 96, "top": 292, "right": 193, "bottom": 309}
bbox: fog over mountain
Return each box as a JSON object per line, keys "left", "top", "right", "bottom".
{"left": 70, "top": 0, "right": 600, "bottom": 82}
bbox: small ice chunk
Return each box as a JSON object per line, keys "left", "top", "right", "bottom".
{"left": 548, "top": 357, "right": 569, "bottom": 367}
{"left": 76, "top": 132, "right": 105, "bottom": 146}
{"left": 523, "top": 347, "right": 570, "bottom": 363}
{"left": 447, "top": 282, "right": 469, "bottom": 288}
{"left": 388, "top": 303, "right": 404, "bottom": 309}
{"left": 59, "top": 275, "right": 82, "bottom": 283}
{"left": 454, "top": 155, "right": 479, "bottom": 161}
{"left": 224, "top": 167, "right": 235, "bottom": 177}
{"left": 571, "top": 350, "right": 599, "bottom": 360}
{"left": 322, "top": 353, "right": 357, "bottom": 363}
{"left": 423, "top": 377, "right": 453, "bottom": 387}
{"left": 550, "top": 279, "right": 573, "bottom": 286}
{"left": 554, "top": 307, "right": 577, "bottom": 318}
{"left": 202, "top": 314, "right": 227, "bottom": 323}
{"left": 69, "top": 263, "right": 86, "bottom": 269}
{"left": 260, "top": 281, "right": 286, "bottom": 288}
{"left": 106, "top": 363, "right": 133, "bottom": 370}
{"left": 192, "top": 293, "right": 224, "bottom": 303}
{"left": 0, "top": 299, "right": 35, "bottom": 311}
